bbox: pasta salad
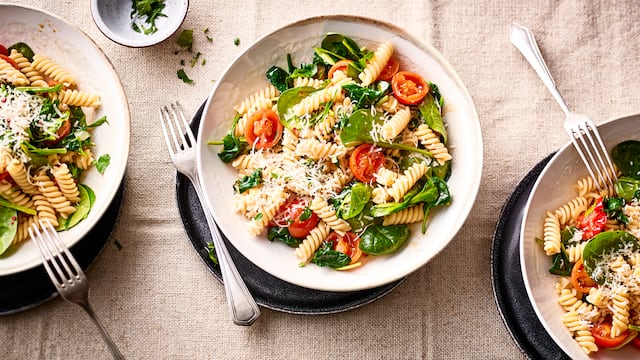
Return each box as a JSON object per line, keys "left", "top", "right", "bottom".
{"left": 538, "top": 140, "right": 640, "bottom": 354}
{"left": 209, "top": 33, "right": 452, "bottom": 270}
{"left": 0, "top": 41, "right": 109, "bottom": 256}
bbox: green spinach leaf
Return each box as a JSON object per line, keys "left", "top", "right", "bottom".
{"left": 267, "top": 226, "right": 302, "bottom": 247}
{"left": 311, "top": 241, "right": 351, "bottom": 268}
{"left": 7, "top": 42, "right": 35, "bottom": 61}
{"left": 615, "top": 176, "right": 640, "bottom": 201}
{"left": 342, "top": 82, "right": 390, "bottom": 109}
{"left": 234, "top": 168, "right": 263, "bottom": 193}
{"left": 418, "top": 89, "right": 447, "bottom": 144}
{"left": 358, "top": 224, "right": 410, "bottom": 256}
{"left": 611, "top": 140, "right": 640, "bottom": 179}
{"left": 266, "top": 66, "right": 291, "bottom": 92}
{"left": 0, "top": 207, "right": 18, "bottom": 255}
{"left": 582, "top": 230, "right": 640, "bottom": 284}
{"left": 276, "top": 86, "right": 318, "bottom": 130}
{"left": 336, "top": 182, "right": 371, "bottom": 220}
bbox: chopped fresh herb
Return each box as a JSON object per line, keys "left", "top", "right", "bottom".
{"left": 176, "top": 29, "right": 194, "bottom": 50}
{"left": 206, "top": 242, "right": 218, "bottom": 265}
{"left": 114, "top": 239, "right": 123, "bottom": 251}
{"left": 130, "top": 0, "right": 167, "bottom": 35}
{"left": 201, "top": 59, "right": 206, "bottom": 66}
{"left": 180, "top": 59, "right": 185, "bottom": 66}
{"left": 234, "top": 38, "right": 240, "bottom": 46}
{"left": 190, "top": 52, "right": 202, "bottom": 67}
{"left": 177, "top": 69, "right": 193, "bottom": 84}
{"left": 95, "top": 154, "right": 111, "bottom": 174}
{"left": 254, "top": 213, "right": 263, "bottom": 221}
{"left": 234, "top": 168, "right": 263, "bottom": 193}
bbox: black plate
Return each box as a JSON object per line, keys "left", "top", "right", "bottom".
{"left": 0, "top": 181, "right": 125, "bottom": 315}
{"left": 176, "top": 101, "right": 405, "bottom": 315}
{"left": 491, "top": 153, "right": 571, "bottom": 359}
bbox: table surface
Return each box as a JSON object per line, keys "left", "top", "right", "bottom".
{"left": 4, "top": 0, "right": 640, "bottom": 359}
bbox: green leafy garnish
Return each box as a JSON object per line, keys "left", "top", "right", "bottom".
{"left": 206, "top": 242, "right": 218, "bottom": 265}
{"left": 582, "top": 231, "right": 640, "bottom": 284}
{"left": 177, "top": 69, "right": 193, "bottom": 84}
{"left": 267, "top": 226, "right": 302, "bottom": 247}
{"left": 234, "top": 38, "right": 240, "bottom": 46}
{"left": 130, "top": 0, "right": 167, "bottom": 35}
{"left": 177, "top": 29, "right": 194, "bottom": 50}
{"left": 358, "top": 224, "right": 410, "bottom": 256}
{"left": 95, "top": 154, "right": 111, "bottom": 174}
{"left": 207, "top": 114, "right": 248, "bottom": 163}
{"left": 0, "top": 207, "right": 18, "bottom": 256}
{"left": 234, "top": 168, "right": 263, "bottom": 193}
{"left": 7, "top": 42, "right": 35, "bottom": 61}
{"left": 311, "top": 241, "right": 351, "bottom": 268}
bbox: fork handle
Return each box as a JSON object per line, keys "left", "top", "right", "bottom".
{"left": 509, "top": 23, "right": 571, "bottom": 115}
{"left": 192, "top": 175, "right": 261, "bottom": 326}
{"left": 81, "top": 303, "right": 125, "bottom": 359}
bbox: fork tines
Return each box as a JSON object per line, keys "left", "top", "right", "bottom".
{"left": 565, "top": 117, "right": 617, "bottom": 192}
{"left": 160, "top": 102, "right": 196, "bottom": 154}
{"left": 29, "top": 219, "right": 82, "bottom": 290}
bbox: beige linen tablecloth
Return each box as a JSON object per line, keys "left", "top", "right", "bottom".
{"left": 3, "top": 0, "right": 640, "bottom": 359}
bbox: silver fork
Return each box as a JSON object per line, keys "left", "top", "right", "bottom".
{"left": 510, "top": 23, "right": 617, "bottom": 191}
{"left": 29, "top": 219, "right": 125, "bottom": 360}
{"left": 160, "top": 102, "right": 260, "bottom": 326}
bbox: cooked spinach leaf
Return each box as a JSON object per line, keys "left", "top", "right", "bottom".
{"left": 7, "top": 42, "right": 34, "bottom": 61}
{"left": 358, "top": 224, "right": 410, "bottom": 256}
{"left": 267, "top": 226, "right": 302, "bottom": 247}
{"left": 234, "top": 168, "right": 263, "bottom": 193}
{"left": 342, "top": 81, "right": 390, "bottom": 109}
{"left": 582, "top": 230, "right": 640, "bottom": 284}
{"left": 611, "top": 140, "right": 640, "bottom": 179}
{"left": 311, "top": 241, "right": 351, "bottom": 268}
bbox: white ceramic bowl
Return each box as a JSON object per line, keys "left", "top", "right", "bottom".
{"left": 0, "top": 4, "right": 130, "bottom": 275}
{"left": 197, "top": 15, "right": 482, "bottom": 292}
{"left": 521, "top": 114, "right": 640, "bottom": 359}
{"left": 91, "top": 0, "right": 188, "bottom": 47}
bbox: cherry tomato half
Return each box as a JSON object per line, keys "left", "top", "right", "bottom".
{"left": 0, "top": 44, "right": 8, "bottom": 56}
{"left": 377, "top": 57, "right": 399, "bottom": 82}
{"left": 391, "top": 71, "right": 429, "bottom": 105}
{"left": 571, "top": 259, "right": 598, "bottom": 295}
{"left": 591, "top": 321, "right": 628, "bottom": 348}
{"left": 245, "top": 109, "right": 283, "bottom": 149}
{"left": 349, "top": 143, "right": 385, "bottom": 183}
{"left": 270, "top": 198, "right": 319, "bottom": 239}
{"left": 632, "top": 335, "right": 640, "bottom": 349}
{"left": 0, "top": 54, "right": 19, "bottom": 70}
{"left": 576, "top": 197, "right": 607, "bottom": 240}
{"left": 327, "top": 231, "right": 362, "bottom": 264}
{"left": 328, "top": 59, "right": 354, "bottom": 79}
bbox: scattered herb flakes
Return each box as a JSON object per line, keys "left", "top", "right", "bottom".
{"left": 189, "top": 52, "right": 202, "bottom": 67}
{"left": 176, "top": 29, "right": 194, "bottom": 50}
{"left": 234, "top": 38, "right": 240, "bottom": 46}
{"left": 206, "top": 242, "right": 218, "bottom": 265}
{"left": 114, "top": 239, "right": 122, "bottom": 251}
{"left": 130, "top": 0, "right": 167, "bottom": 35}
{"left": 177, "top": 69, "right": 193, "bottom": 84}
{"left": 203, "top": 27, "right": 213, "bottom": 42}
{"left": 180, "top": 59, "right": 185, "bottom": 66}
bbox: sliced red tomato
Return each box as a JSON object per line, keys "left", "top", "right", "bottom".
{"left": 327, "top": 231, "right": 362, "bottom": 264}
{"left": 576, "top": 197, "right": 607, "bottom": 240}
{"left": 43, "top": 119, "right": 71, "bottom": 146}
{"left": 270, "top": 198, "right": 319, "bottom": 239}
{"left": 632, "top": 335, "right": 640, "bottom": 349}
{"left": 245, "top": 109, "right": 283, "bottom": 149}
{"left": 0, "top": 44, "right": 8, "bottom": 56}
{"left": 349, "top": 143, "right": 385, "bottom": 183}
{"left": 377, "top": 57, "right": 399, "bottom": 82}
{"left": 328, "top": 59, "right": 354, "bottom": 79}
{"left": 591, "top": 321, "right": 628, "bottom": 348}
{"left": 571, "top": 259, "right": 598, "bottom": 294}
{"left": 0, "top": 172, "right": 11, "bottom": 183}
{"left": 391, "top": 71, "right": 429, "bottom": 105}
{"left": 0, "top": 54, "right": 19, "bottom": 70}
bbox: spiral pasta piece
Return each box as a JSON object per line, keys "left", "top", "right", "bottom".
{"left": 566, "top": 242, "right": 587, "bottom": 263}
{"left": 292, "top": 78, "right": 351, "bottom": 117}
{"left": 314, "top": 114, "right": 338, "bottom": 139}
{"left": 611, "top": 288, "right": 630, "bottom": 337}
{"left": 293, "top": 77, "right": 325, "bottom": 88}
{"left": 374, "top": 167, "right": 398, "bottom": 187}
{"left": 247, "top": 189, "right": 288, "bottom": 236}
{"left": 310, "top": 197, "right": 351, "bottom": 235}
{"left": 561, "top": 310, "right": 598, "bottom": 354}
{"left": 415, "top": 124, "right": 452, "bottom": 165}
{"left": 55, "top": 89, "right": 101, "bottom": 108}
{"left": 51, "top": 163, "right": 81, "bottom": 203}
{"left": 0, "top": 185, "right": 35, "bottom": 210}
{"left": 32, "top": 193, "right": 58, "bottom": 227}
{"left": 234, "top": 85, "right": 279, "bottom": 115}
{"left": 554, "top": 196, "right": 588, "bottom": 226}
{"left": 387, "top": 162, "right": 428, "bottom": 202}
{"left": 295, "top": 221, "right": 330, "bottom": 262}
{"left": 31, "top": 54, "right": 76, "bottom": 87}
{"left": 381, "top": 107, "right": 411, "bottom": 141}
{"left": 358, "top": 42, "right": 393, "bottom": 86}
{"left": 9, "top": 49, "right": 47, "bottom": 87}
{"left": 0, "top": 58, "right": 29, "bottom": 86}
{"left": 34, "top": 169, "right": 76, "bottom": 219}
{"left": 295, "top": 138, "right": 346, "bottom": 161}
{"left": 543, "top": 211, "right": 561, "bottom": 255}
{"left": 383, "top": 204, "right": 424, "bottom": 226}
{"left": 7, "top": 159, "right": 37, "bottom": 195}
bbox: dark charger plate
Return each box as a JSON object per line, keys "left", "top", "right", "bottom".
{"left": 0, "top": 181, "right": 125, "bottom": 315}
{"left": 491, "top": 153, "right": 571, "bottom": 360}
{"left": 176, "top": 102, "right": 405, "bottom": 315}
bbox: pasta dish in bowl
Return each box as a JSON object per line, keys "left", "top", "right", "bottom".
{"left": 521, "top": 114, "right": 640, "bottom": 358}
{"left": 197, "top": 15, "right": 481, "bottom": 291}
{"left": 0, "top": 4, "right": 130, "bottom": 275}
